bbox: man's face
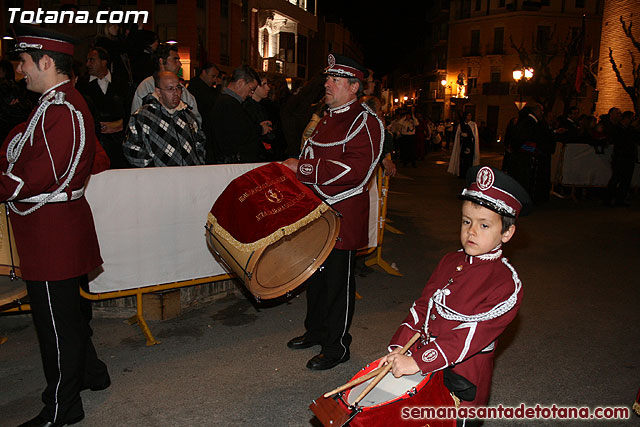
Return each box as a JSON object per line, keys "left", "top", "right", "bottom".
{"left": 16, "top": 52, "right": 46, "bottom": 93}
{"left": 163, "top": 50, "right": 181, "bottom": 74}
{"left": 610, "top": 108, "right": 622, "bottom": 123}
{"left": 86, "top": 50, "right": 107, "bottom": 78}
{"left": 569, "top": 109, "right": 580, "bottom": 121}
{"left": 201, "top": 67, "right": 218, "bottom": 86}
{"left": 324, "top": 75, "right": 357, "bottom": 108}
{"left": 238, "top": 78, "right": 258, "bottom": 100}
{"left": 155, "top": 74, "right": 182, "bottom": 109}
{"left": 253, "top": 78, "right": 270, "bottom": 100}
{"left": 460, "top": 201, "right": 514, "bottom": 257}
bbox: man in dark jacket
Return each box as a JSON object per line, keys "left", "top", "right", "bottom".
{"left": 207, "top": 65, "right": 271, "bottom": 163}
{"left": 77, "top": 47, "right": 132, "bottom": 168}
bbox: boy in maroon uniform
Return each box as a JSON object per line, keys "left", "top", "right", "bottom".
{"left": 380, "top": 165, "right": 531, "bottom": 426}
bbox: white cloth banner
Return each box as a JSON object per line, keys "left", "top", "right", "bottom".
{"left": 85, "top": 164, "right": 378, "bottom": 293}
{"left": 552, "top": 143, "right": 640, "bottom": 187}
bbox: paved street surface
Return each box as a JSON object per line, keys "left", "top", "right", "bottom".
{"left": 1, "top": 146, "right": 639, "bottom": 426}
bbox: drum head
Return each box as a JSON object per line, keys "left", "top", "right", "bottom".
{"left": 247, "top": 209, "right": 339, "bottom": 299}
{"left": 346, "top": 372, "right": 425, "bottom": 407}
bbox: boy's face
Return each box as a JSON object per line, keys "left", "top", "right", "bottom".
{"left": 460, "top": 201, "right": 515, "bottom": 256}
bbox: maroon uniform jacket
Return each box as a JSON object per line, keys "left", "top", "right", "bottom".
{"left": 0, "top": 81, "right": 103, "bottom": 281}
{"left": 296, "top": 99, "right": 383, "bottom": 250}
{"left": 389, "top": 247, "right": 522, "bottom": 406}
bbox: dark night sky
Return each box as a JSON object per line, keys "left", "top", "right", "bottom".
{"left": 317, "top": 1, "right": 428, "bottom": 77}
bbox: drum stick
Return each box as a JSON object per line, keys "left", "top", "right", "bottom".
{"left": 323, "top": 365, "right": 386, "bottom": 398}
{"left": 323, "top": 332, "right": 421, "bottom": 399}
{"left": 352, "top": 332, "right": 421, "bottom": 405}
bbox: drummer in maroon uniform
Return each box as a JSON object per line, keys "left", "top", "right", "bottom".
{"left": 380, "top": 166, "right": 532, "bottom": 426}
{"left": 1, "top": 25, "right": 109, "bottom": 427}
{"left": 283, "top": 54, "right": 384, "bottom": 370}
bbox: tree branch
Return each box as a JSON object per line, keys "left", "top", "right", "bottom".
{"left": 609, "top": 47, "right": 635, "bottom": 99}
{"left": 620, "top": 16, "right": 640, "bottom": 53}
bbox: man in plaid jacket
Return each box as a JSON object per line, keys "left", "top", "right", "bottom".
{"left": 124, "top": 71, "right": 205, "bottom": 167}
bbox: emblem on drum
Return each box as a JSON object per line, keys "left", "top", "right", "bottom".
{"left": 476, "top": 166, "right": 495, "bottom": 191}
{"left": 421, "top": 349, "right": 438, "bottom": 363}
{"left": 300, "top": 163, "right": 314, "bottom": 176}
{"left": 265, "top": 188, "right": 283, "bottom": 204}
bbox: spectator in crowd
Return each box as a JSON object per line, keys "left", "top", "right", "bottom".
{"left": 605, "top": 110, "right": 638, "bottom": 206}
{"left": 243, "top": 72, "right": 276, "bottom": 161}
{"left": 508, "top": 104, "right": 554, "bottom": 203}
{"left": 398, "top": 111, "right": 418, "bottom": 168}
{"left": 127, "top": 25, "right": 158, "bottom": 87}
{"left": 76, "top": 47, "right": 132, "bottom": 168}
{"left": 557, "top": 106, "right": 581, "bottom": 143}
{"left": 188, "top": 62, "right": 222, "bottom": 118}
{"left": 95, "top": 21, "right": 133, "bottom": 89}
{"left": 444, "top": 119, "right": 454, "bottom": 150}
{"left": 414, "top": 112, "right": 427, "bottom": 160}
{"left": 281, "top": 72, "right": 324, "bottom": 157}
{"left": 448, "top": 111, "right": 479, "bottom": 178}
{"left": 207, "top": 65, "right": 270, "bottom": 163}
{"left": 124, "top": 71, "right": 205, "bottom": 167}
{"left": 0, "top": 60, "right": 33, "bottom": 143}
{"left": 130, "top": 44, "right": 201, "bottom": 124}
{"left": 501, "top": 116, "right": 518, "bottom": 173}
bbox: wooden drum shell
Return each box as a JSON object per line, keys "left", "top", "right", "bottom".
{"left": 206, "top": 209, "right": 339, "bottom": 300}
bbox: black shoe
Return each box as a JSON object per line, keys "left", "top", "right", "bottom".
{"left": 82, "top": 376, "right": 111, "bottom": 392}
{"left": 18, "top": 413, "right": 84, "bottom": 427}
{"left": 287, "top": 335, "right": 320, "bottom": 350}
{"left": 306, "top": 353, "right": 350, "bottom": 371}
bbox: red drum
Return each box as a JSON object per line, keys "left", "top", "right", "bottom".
{"left": 328, "top": 362, "right": 457, "bottom": 426}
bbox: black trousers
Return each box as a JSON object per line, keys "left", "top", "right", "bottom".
{"left": 304, "top": 248, "right": 356, "bottom": 359}
{"left": 26, "top": 275, "right": 109, "bottom": 423}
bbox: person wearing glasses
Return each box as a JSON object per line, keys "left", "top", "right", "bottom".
{"left": 207, "top": 65, "right": 271, "bottom": 163}
{"left": 123, "top": 71, "right": 206, "bottom": 167}
{"left": 130, "top": 43, "right": 201, "bottom": 125}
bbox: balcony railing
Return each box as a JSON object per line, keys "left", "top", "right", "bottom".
{"left": 462, "top": 45, "right": 482, "bottom": 57}
{"left": 485, "top": 44, "right": 506, "bottom": 55}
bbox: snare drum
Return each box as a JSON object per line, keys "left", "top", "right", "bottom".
{"left": 0, "top": 203, "right": 20, "bottom": 278}
{"left": 331, "top": 362, "right": 456, "bottom": 426}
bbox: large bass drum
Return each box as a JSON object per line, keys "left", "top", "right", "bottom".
{"left": 206, "top": 163, "right": 340, "bottom": 300}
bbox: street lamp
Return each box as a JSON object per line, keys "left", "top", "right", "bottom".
{"left": 512, "top": 66, "right": 534, "bottom": 110}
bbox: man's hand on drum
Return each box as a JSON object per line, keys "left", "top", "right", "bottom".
{"left": 378, "top": 350, "right": 420, "bottom": 378}
{"left": 282, "top": 158, "right": 299, "bottom": 173}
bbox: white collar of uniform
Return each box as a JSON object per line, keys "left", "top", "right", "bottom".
{"left": 39, "top": 79, "right": 70, "bottom": 103}
{"left": 328, "top": 97, "right": 357, "bottom": 116}
{"left": 89, "top": 70, "right": 112, "bottom": 84}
